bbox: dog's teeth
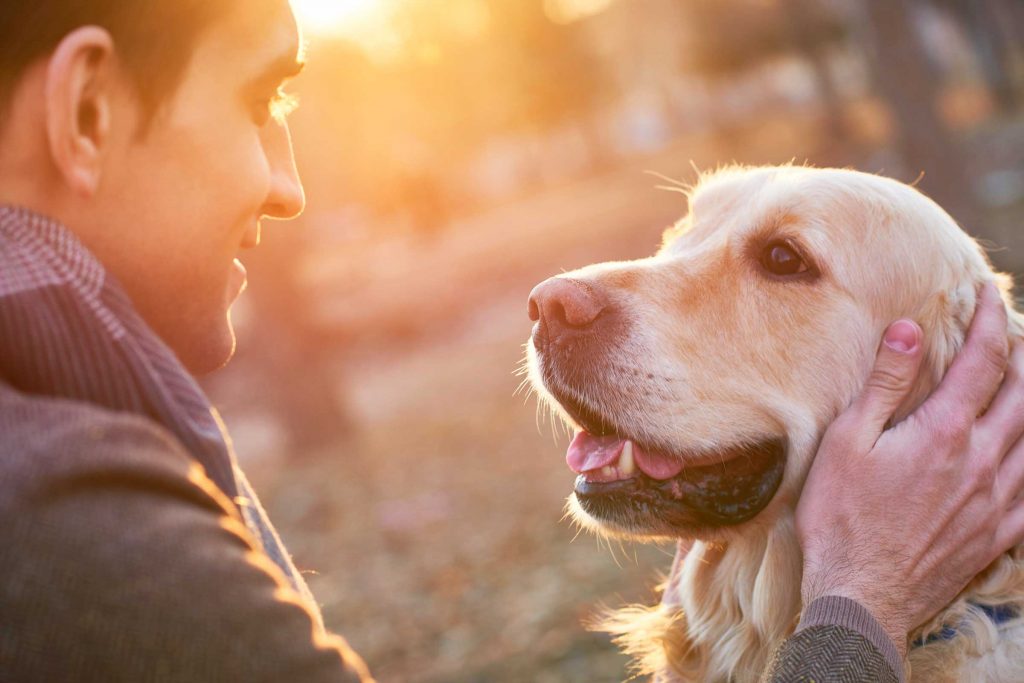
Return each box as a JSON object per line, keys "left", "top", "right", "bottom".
{"left": 602, "top": 466, "right": 616, "bottom": 477}
{"left": 620, "top": 440, "right": 635, "bottom": 475}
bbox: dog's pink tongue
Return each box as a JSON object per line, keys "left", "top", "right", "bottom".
{"left": 566, "top": 431, "right": 624, "bottom": 473}
{"left": 567, "top": 431, "right": 687, "bottom": 480}
{"left": 633, "top": 447, "right": 686, "bottom": 480}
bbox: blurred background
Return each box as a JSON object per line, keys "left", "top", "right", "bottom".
{"left": 201, "top": 0, "right": 1024, "bottom": 680}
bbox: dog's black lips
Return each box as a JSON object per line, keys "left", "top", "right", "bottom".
{"left": 542, "top": 369, "right": 786, "bottom": 531}
{"left": 574, "top": 439, "right": 786, "bottom": 530}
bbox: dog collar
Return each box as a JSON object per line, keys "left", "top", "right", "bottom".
{"left": 913, "top": 603, "right": 1019, "bottom": 648}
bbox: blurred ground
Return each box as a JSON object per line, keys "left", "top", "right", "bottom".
{"left": 204, "top": 101, "right": 1024, "bottom": 682}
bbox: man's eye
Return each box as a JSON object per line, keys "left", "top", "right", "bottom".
{"left": 760, "top": 240, "right": 810, "bottom": 277}
{"left": 254, "top": 89, "right": 299, "bottom": 126}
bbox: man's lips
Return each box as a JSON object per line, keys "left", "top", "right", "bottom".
{"left": 241, "top": 223, "right": 261, "bottom": 249}
{"left": 229, "top": 258, "right": 248, "bottom": 299}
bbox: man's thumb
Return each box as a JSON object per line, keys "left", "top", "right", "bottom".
{"left": 851, "top": 319, "right": 924, "bottom": 436}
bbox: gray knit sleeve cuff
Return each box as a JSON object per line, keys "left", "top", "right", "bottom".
{"left": 797, "top": 595, "right": 906, "bottom": 683}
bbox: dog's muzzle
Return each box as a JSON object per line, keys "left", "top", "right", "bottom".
{"left": 527, "top": 276, "right": 787, "bottom": 535}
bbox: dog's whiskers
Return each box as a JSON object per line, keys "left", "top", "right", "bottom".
{"left": 513, "top": 376, "right": 533, "bottom": 400}
{"left": 644, "top": 169, "right": 695, "bottom": 198}
{"left": 615, "top": 538, "right": 639, "bottom": 567}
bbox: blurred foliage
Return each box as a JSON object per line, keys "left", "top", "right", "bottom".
{"left": 683, "top": 0, "right": 848, "bottom": 77}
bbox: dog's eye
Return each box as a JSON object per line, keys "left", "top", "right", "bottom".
{"left": 761, "top": 242, "right": 808, "bottom": 276}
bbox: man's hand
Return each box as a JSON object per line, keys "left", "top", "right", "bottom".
{"left": 797, "top": 282, "right": 1024, "bottom": 658}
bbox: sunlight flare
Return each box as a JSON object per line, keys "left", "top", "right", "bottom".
{"left": 290, "top": 0, "right": 381, "bottom": 35}
{"left": 543, "top": 0, "right": 616, "bottom": 24}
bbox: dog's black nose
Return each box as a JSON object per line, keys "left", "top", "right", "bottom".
{"left": 528, "top": 277, "right": 607, "bottom": 334}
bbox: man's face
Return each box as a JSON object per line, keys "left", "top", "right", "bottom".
{"left": 90, "top": 2, "right": 305, "bottom": 374}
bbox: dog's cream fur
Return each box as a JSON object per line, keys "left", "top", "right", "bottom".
{"left": 528, "top": 165, "right": 1024, "bottom": 681}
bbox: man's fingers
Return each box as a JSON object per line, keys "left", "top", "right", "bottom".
{"left": 996, "top": 435, "right": 1024, "bottom": 508}
{"left": 846, "top": 319, "right": 924, "bottom": 439}
{"left": 979, "top": 342, "right": 1024, "bottom": 456}
{"left": 994, "top": 498, "right": 1024, "bottom": 556}
{"left": 925, "top": 283, "right": 1009, "bottom": 423}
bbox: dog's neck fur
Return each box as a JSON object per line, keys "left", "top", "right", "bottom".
{"left": 672, "top": 517, "right": 802, "bottom": 681}
{"left": 608, "top": 519, "right": 1024, "bottom": 683}
{"left": 601, "top": 516, "right": 804, "bottom": 682}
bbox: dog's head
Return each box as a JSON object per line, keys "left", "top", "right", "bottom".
{"left": 528, "top": 165, "right": 1020, "bottom": 540}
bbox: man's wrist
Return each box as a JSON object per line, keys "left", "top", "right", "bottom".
{"left": 798, "top": 594, "right": 908, "bottom": 678}
{"left": 802, "top": 576, "right": 910, "bottom": 655}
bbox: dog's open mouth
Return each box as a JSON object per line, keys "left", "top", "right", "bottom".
{"left": 568, "top": 431, "right": 786, "bottom": 532}
{"left": 548, "top": 385, "right": 786, "bottom": 533}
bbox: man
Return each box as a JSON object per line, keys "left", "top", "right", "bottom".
{"left": 0, "top": 1, "right": 371, "bottom": 680}
{"left": 0, "top": 1, "right": 1020, "bottom": 681}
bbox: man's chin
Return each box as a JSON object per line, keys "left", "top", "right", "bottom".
{"left": 160, "top": 315, "right": 237, "bottom": 377}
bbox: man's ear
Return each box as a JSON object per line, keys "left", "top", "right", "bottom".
{"left": 44, "top": 26, "right": 117, "bottom": 197}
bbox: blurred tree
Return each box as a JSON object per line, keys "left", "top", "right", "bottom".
{"left": 684, "top": 0, "right": 846, "bottom": 77}
{"left": 681, "top": 0, "right": 853, "bottom": 152}
{"left": 852, "top": 0, "right": 982, "bottom": 230}
{"left": 682, "top": 0, "right": 985, "bottom": 227}
{"left": 930, "top": 0, "right": 1024, "bottom": 114}
{"left": 780, "top": 0, "right": 854, "bottom": 146}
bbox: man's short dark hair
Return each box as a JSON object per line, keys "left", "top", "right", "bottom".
{"left": 0, "top": 0, "right": 241, "bottom": 125}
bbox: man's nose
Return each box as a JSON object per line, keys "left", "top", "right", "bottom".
{"left": 528, "top": 277, "right": 608, "bottom": 334}
{"left": 260, "top": 123, "right": 306, "bottom": 220}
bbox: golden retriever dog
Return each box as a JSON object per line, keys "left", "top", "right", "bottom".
{"left": 525, "top": 165, "right": 1024, "bottom": 682}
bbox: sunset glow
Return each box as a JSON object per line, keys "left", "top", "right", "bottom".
{"left": 543, "top": 0, "right": 616, "bottom": 24}
{"left": 290, "top": 0, "right": 382, "bottom": 35}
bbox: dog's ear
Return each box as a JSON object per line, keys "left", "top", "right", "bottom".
{"left": 901, "top": 274, "right": 1024, "bottom": 422}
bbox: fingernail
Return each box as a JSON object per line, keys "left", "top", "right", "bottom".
{"left": 884, "top": 320, "right": 919, "bottom": 353}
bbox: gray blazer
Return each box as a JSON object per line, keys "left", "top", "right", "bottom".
{"left": 0, "top": 382, "right": 371, "bottom": 682}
